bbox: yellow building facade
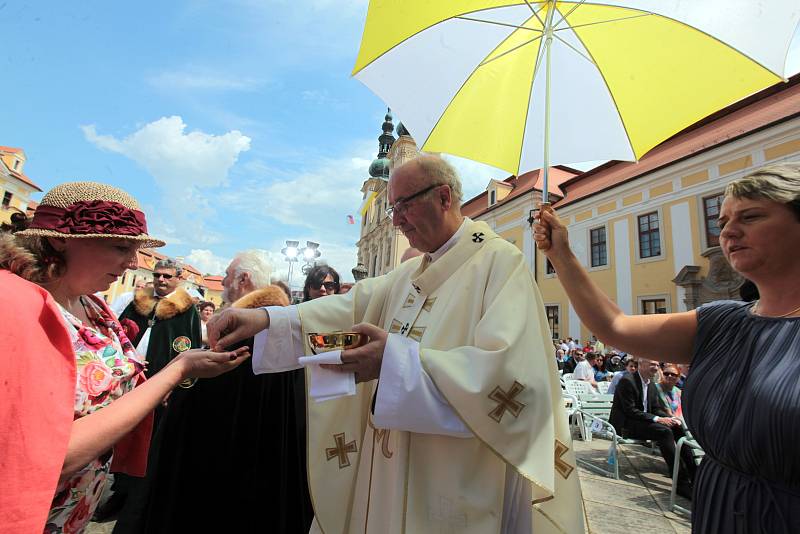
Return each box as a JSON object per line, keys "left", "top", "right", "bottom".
{"left": 535, "top": 80, "right": 800, "bottom": 344}
{"left": 0, "top": 146, "right": 42, "bottom": 226}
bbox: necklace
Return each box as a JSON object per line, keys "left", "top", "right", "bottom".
{"left": 752, "top": 300, "right": 800, "bottom": 318}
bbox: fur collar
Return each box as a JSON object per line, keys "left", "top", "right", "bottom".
{"left": 133, "top": 287, "right": 195, "bottom": 320}
{"left": 231, "top": 286, "right": 290, "bottom": 309}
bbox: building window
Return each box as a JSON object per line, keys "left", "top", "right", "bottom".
{"left": 546, "top": 259, "right": 556, "bottom": 275}
{"left": 489, "top": 190, "right": 496, "bottom": 205}
{"left": 703, "top": 193, "right": 724, "bottom": 248}
{"left": 641, "top": 298, "right": 667, "bottom": 314}
{"left": 637, "top": 211, "right": 661, "bottom": 258}
{"left": 385, "top": 239, "right": 391, "bottom": 266}
{"left": 13, "top": 160, "right": 20, "bottom": 170}
{"left": 376, "top": 199, "right": 383, "bottom": 221}
{"left": 2, "top": 191, "right": 12, "bottom": 208}
{"left": 545, "top": 305, "right": 560, "bottom": 339}
{"left": 590, "top": 226, "right": 607, "bottom": 267}
{"left": 372, "top": 254, "right": 378, "bottom": 277}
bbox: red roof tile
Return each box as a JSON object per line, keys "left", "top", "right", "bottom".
{"left": 8, "top": 169, "right": 42, "bottom": 192}
{"left": 203, "top": 275, "right": 224, "bottom": 292}
{"left": 461, "top": 166, "right": 578, "bottom": 219}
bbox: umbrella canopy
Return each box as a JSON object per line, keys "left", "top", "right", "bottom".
{"left": 353, "top": 1, "right": 799, "bottom": 183}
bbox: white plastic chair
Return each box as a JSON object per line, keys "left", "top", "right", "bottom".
{"left": 597, "top": 381, "right": 610, "bottom": 395}
{"left": 669, "top": 425, "right": 704, "bottom": 515}
{"left": 564, "top": 379, "right": 594, "bottom": 397}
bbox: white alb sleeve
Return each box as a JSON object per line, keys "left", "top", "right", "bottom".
{"left": 251, "top": 306, "right": 304, "bottom": 374}
{"left": 373, "top": 333, "right": 473, "bottom": 438}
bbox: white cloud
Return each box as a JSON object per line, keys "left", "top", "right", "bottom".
{"left": 147, "top": 70, "right": 263, "bottom": 92}
{"left": 82, "top": 116, "right": 250, "bottom": 249}
{"left": 215, "top": 140, "right": 373, "bottom": 283}
{"left": 82, "top": 116, "right": 251, "bottom": 194}
{"left": 220, "top": 141, "right": 372, "bottom": 232}
{"left": 186, "top": 249, "right": 232, "bottom": 275}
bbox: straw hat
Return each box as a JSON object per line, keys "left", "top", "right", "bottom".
{"left": 15, "top": 181, "right": 165, "bottom": 248}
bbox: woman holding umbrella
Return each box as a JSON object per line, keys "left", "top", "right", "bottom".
{"left": 534, "top": 163, "right": 800, "bottom": 533}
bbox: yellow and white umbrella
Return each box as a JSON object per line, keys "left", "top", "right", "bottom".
{"left": 353, "top": 1, "right": 800, "bottom": 201}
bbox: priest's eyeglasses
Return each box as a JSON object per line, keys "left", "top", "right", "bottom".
{"left": 385, "top": 184, "right": 443, "bottom": 218}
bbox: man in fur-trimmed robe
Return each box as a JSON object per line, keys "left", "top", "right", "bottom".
{"left": 137, "top": 252, "right": 314, "bottom": 533}
{"left": 117, "top": 259, "right": 202, "bottom": 377}
{"left": 209, "top": 156, "right": 585, "bottom": 534}
{"left": 106, "top": 258, "right": 202, "bottom": 529}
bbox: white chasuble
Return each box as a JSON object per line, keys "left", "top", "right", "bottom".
{"left": 296, "top": 220, "right": 584, "bottom": 534}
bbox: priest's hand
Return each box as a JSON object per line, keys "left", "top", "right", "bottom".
{"left": 207, "top": 308, "right": 269, "bottom": 351}
{"left": 322, "top": 323, "right": 386, "bottom": 383}
{"left": 532, "top": 203, "right": 570, "bottom": 257}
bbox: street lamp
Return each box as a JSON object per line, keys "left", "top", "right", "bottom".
{"left": 352, "top": 263, "right": 368, "bottom": 282}
{"left": 283, "top": 240, "right": 323, "bottom": 287}
{"left": 282, "top": 240, "right": 300, "bottom": 286}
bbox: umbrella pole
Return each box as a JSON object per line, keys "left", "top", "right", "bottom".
{"left": 541, "top": 1, "right": 555, "bottom": 207}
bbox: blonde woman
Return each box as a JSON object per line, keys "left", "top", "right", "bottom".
{"left": 534, "top": 163, "right": 800, "bottom": 533}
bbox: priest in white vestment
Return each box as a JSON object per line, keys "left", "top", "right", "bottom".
{"left": 208, "top": 155, "right": 584, "bottom": 534}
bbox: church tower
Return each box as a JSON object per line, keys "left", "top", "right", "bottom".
{"left": 355, "top": 110, "right": 419, "bottom": 278}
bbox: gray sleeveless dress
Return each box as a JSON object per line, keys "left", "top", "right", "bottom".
{"left": 684, "top": 300, "right": 800, "bottom": 533}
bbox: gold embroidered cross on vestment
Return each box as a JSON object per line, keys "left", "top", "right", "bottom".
{"left": 326, "top": 432, "right": 358, "bottom": 469}
{"left": 554, "top": 440, "right": 574, "bottom": 479}
{"left": 488, "top": 381, "right": 526, "bottom": 423}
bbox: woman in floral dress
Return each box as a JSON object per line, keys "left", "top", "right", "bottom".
{"left": 0, "top": 182, "right": 250, "bottom": 534}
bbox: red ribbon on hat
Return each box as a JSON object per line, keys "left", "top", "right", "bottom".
{"left": 30, "top": 200, "right": 148, "bottom": 236}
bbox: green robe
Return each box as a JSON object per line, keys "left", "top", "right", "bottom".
{"left": 118, "top": 288, "right": 201, "bottom": 377}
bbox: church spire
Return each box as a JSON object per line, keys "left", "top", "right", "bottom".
{"left": 369, "top": 107, "right": 396, "bottom": 179}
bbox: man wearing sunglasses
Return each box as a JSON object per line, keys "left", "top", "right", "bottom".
{"left": 104, "top": 258, "right": 202, "bottom": 526}
{"left": 207, "top": 155, "right": 583, "bottom": 534}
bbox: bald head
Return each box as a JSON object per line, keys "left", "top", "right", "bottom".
{"left": 391, "top": 155, "right": 463, "bottom": 206}
{"left": 387, "top": 155, "right": 466, "bottom": 253}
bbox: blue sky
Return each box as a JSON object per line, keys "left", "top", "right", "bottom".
{"left": 3, "top": 1, "right": 800, "bottom": 283}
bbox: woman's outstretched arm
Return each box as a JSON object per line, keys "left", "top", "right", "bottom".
{"left": 534, "top": 206, "right": 696, "bottom": 363}
{"left": 60, "top": 347, "right": 249, "bottom": 483}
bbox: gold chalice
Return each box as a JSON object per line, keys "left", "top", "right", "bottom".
{"left": 307, "top": 332, "right": 366, "bottom": 355}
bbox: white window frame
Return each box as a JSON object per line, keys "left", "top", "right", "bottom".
{"left": 544, "top": 303, "right": 561, "bottom": 340}
{"left": 637, "top": 294, "right": 672, "bottom": 315}
{"left": 697, "top": 190, "right": 725, "bottom": 252}
{"left": 633, "top": 207, "right": 666, "bottom": 264}
{"left": 587, "top": 223, "right": 611, "bottom": 272}
{"left": 544, "top": 256, "right": 557, "bottom": 279}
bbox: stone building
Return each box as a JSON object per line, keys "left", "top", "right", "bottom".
{"left": 534, "top": 74, "right": 800, "bottom": 342}
{"left": 0, "top": 146, "right": 42, "bottom": 226}
{"left": 355, "top": 110, "right": 420, "bottom": 278}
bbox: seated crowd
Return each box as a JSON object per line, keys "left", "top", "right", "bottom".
{"left": 558, "top": 338, "right": 692, "bottom": 498}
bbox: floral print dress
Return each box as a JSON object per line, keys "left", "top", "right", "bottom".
{"left": 45, "top": 297, "right": 145, "bottom": 534}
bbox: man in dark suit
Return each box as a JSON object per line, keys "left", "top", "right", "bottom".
{"left": 609, "top": 359, "right": 696, "bottom": 498}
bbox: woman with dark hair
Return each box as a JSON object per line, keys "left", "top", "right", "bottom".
{"left": 592, "top": 353, "right": 610, "bottom": 382}
{"left": 302, "top": 265, "right": 340, "bottom": 302}
{"left": 198, "top": 301, "right": 216, "bottom": 347}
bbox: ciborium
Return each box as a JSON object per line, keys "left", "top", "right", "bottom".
{"left": 307, "top": 332, "right": 366, "bottom": 355}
